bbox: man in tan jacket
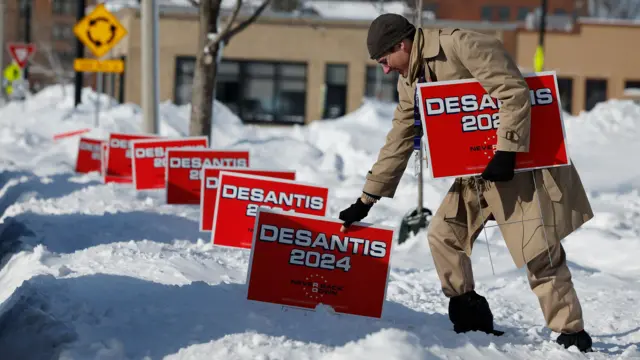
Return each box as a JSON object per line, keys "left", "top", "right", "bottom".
{"left": 339, "top": 13, "right": 594, "bottom": 353}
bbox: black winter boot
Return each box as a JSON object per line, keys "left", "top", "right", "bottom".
{"left": 556, "top": 330, "right": 593, "bottom": 353}
{"left": 448, "top": 290, "right": 504, "bottom": 336}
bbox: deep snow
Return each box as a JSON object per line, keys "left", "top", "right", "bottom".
{"left": 0, "top": 84, "right": 638, "bottom": 359}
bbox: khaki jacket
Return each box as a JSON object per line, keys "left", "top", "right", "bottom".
{"left": 363, "top": 28, "right": 593, "bottom": 267}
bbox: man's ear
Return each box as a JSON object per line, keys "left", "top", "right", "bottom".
{"left": 400, "top": 39, "right": 412, "bottom": 51}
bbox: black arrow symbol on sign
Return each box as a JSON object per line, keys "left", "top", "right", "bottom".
{"left": 86, "top": 16, "right": 117, "bottom": 47}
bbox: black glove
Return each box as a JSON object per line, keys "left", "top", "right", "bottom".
{"left": 481, "top": 150, "right": 516, "bottom": 182}
{"left": 339, "top": 197, "right": 374, "bottom": 229}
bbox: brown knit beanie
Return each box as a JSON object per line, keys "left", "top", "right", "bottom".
{"left": 367, "top": 13, "right": 416, "bottom": 60}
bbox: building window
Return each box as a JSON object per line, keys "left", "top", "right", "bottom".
{"left": 365, "top": 65, "right": 399, "bottom": 103}
{"left": 57, "top": 51, "right": 75, "bottom": 65}
{"left": 174, "top": 57, "right": 308, "bottom": 124}
{"left": 556, "top": 77, "right": 573, "bottom": 114}
{"left": 423, "top": 2, "right": 438, "bottom": 16}
{"left": 52, "top": 23, "right": 74, "bottom": 41}
{"left": 625, "top": 80, "right": 640, "bottom": 90}
{"left": 497, "top": 6, "right": 511, "bottom": 21}
{"left": 52, "top": 0, "right": 75, "bottom": 15}
{"left": 517, "top": 7, "right": 530, "bottom": 20}
{"left": 323, "top": 64, "right": 348, "bottom": 119}
{"left": 216, "top": 61, "right": 241, "bottom": 115}
{"left": 585, "top": 78, "right": 607, "bottom": 111}
{"left": 481, "top": 6, "right": 493, "bottom": 21}
{"left": 625, "top": 80, "right": 640, "bottom": 98}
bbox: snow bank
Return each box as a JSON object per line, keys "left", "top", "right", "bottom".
{"left": 563, "top": 99, "right": 640, "bottom": 193}
{"left": 0, "top": 86, "right": 638, "bottom": 359}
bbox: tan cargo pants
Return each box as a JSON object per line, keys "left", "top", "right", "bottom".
{"left": 427, "top": 177, "right": 585, "bottom": 334}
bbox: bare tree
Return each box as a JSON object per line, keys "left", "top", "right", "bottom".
{"left": 187, "top": 0, "right": 272, "bottom": 139}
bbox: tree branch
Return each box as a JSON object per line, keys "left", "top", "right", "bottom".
{"left": 188, "top": 0, "right": 199, "bottom": 6}
{"left": 211, "top": 0, "right": 244, "bottom": 46}
{"left": 220, "top": 0, "right": 272, "bottom": 44}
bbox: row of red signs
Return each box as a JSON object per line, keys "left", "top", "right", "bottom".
{"left": 71, "top": 71, "right": 572, "bottom": 319}
{"left": 74, "top": 132, "right": 395, "bottom": 319}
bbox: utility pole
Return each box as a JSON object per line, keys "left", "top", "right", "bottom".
{"left": 416, "top": 0, "right": 424, "bottom": 219}
{"left": 0, "top": 0, "right": 5, "bottom": 102}
{"left": 141, "top": 0, "right": 160, "bottom": 134}
{"left": 374, "top": 0, "right": 384, "bottom": 99}
{"left": 534, "top": 0, "right": 548, "bottom": 72}
{"left": 74, "top": 0, "right": 86, "bottom": 107}
{"left": 0, "top": 0, "right": 4, "bottom": 76}
{"left": 22, "top": 0, "right": 31, "bottom": 80}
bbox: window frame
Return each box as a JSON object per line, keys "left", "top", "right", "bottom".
{"left": 172, "top": 56, "right": 309, "bottom": 125}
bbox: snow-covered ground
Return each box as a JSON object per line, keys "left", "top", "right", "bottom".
{"left": 0, "top": 85, "right": 638, "bottom": 359}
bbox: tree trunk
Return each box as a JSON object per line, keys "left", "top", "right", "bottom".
{"left": 189, "top": 0, "right": 221, "bottom": 140}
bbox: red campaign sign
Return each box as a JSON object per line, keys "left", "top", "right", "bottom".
{"left": 165, "top": 149, "right": 250, "bottom": 205}
{"left": 199, "top": 167, "right": 296, "bottom": 232}
{"left": 101, "top": 143, "right": 128, "bottom": 184}
{"left": 75, "top": 137, "right": 104, "bottom": 174}
{"left": 131, "top": 137, "right": 209, "bottom": 190}
{"left": 105, "top": 132, "right": 161, "bottom": 183}
{"left": 246, "top": 209, "right": 394, "bottom": 318}
{"left": 417, "top": 71, "right": 571, "bottom": 179}
{"left": 212, "top": 172, "right": 329, "bottom": 249}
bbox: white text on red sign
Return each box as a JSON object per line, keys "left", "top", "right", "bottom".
{"left": 110, "top": 138, "right": 134, "bottom": 158}
{"left": 258, "top": 223, "right": 388, "bottom": 272}
{"left": 221, "top": 185, "right": 324, "bottom": 217}
{"left": 80, "top": 141, "right": 102, "bottom": 160}
{"left": 134, "top": 145, "right": 207, "bottom": 168}
{"left": 423, "top": 88, "right": 554, "bottom": 133}
{"left": 170, "top": 157, "right": 248, "bottom": 181}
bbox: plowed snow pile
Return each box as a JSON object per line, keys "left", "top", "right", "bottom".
{"left": 0, "top": 85, "right": 638, "bottom": 359}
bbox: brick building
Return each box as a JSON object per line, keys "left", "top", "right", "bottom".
{"left": 105, "top": 5, "right": 640, "bottom": 125}
{"left": 3, "top": 0, "right": 96, "bottom": 91}
{"left": 415, "top": 0, "right": 588, "bottom": 22}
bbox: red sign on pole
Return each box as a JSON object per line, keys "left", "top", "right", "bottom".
{"left": 212, "top": 172, "right": 329, "bottom": 249}
{"left": 7, "top": 42, "right": 36, "bottom": 68}
{"left": 199, "top": 167, "right": 296, "bottom": 232}
{"left": 75, "top": 137, "right": 104, "bottom": 174}
{"left": 104, "top": 132, "right": 161, "bottom": 183}
{"left": 246, "top": 209, "right": 394, "bottom": 318}
{"left": 165, "top": 149, "right": 250, "bottom": 205}
{"left": 417, "top": 71, "right": 571, "bottom": 179}
{"left": 131, "top": 137, "right": 209, "bottom": 190}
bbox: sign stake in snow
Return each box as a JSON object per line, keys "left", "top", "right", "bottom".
{"left": 6, "top": 42, "right": 36, "bottom": 69}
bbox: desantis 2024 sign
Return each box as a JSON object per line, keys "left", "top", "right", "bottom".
{"left": 416, "top": 71, "right": 571, "bottom": 179}
{"left": 246, "top": 209, "right": 394, "bottom": 318}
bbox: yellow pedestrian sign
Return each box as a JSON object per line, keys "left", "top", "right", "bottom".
{"left": 73, "top": 3, "right": 128, "bottom": 59}
{"left": 4, "top": 62, "right": 22, "bottom": 82}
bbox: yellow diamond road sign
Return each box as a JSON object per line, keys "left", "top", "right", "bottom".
{"left": 73, "top": 3, "right": 128, "bottom": 59}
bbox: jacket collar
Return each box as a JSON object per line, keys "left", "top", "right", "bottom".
{"left": 405, "top": 28, "right": 441, "bottom": 83}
